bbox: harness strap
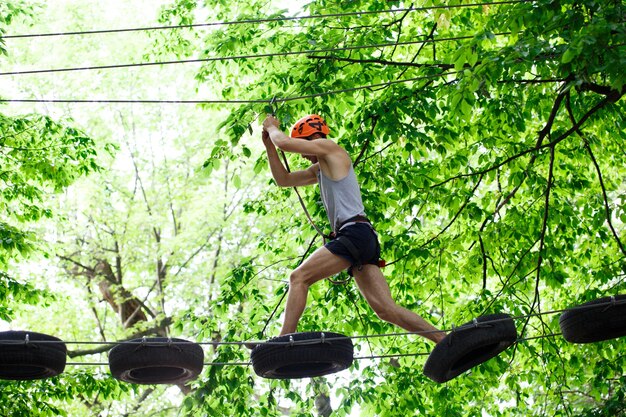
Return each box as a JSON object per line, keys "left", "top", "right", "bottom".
{"left": 328, "top": 218, "right": 387, "bottom": 269}
{"left": 334, "top": 236, "right": 363, "bottom": 271}
{"left": 336, "top": 215, "right": 370, "bottom": 232}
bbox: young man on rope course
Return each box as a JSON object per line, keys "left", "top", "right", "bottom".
{"left": 261, "top": 114, "right": 446, "bottom": 344}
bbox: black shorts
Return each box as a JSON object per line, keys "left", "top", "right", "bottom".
{"left": 325, "top": 223, "right": 380, "bottom": 275}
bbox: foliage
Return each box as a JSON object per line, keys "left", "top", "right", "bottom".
{"left": 0, "top": 111, "right": 105, "bottom": 325}
{"left": 0, "top": 0, "right": 37, "bottom": 56}
{"left": 159, "top": 0, "right": 625, "bottom": 415}
{"left": 1, "top": 0, "right": 106, "bottom": 267}
{"left": 0, "top": 0, "right": 624, "bottom": 416}
{"left": 0, "top": 371, "right": 135, "bottom": 417}
{"left": 1, "top": 2, "right": 110, "bottom": 415}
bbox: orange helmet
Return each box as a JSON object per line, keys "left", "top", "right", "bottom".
{"left": 290, "top": 114, "right": 330, "bottom": 139}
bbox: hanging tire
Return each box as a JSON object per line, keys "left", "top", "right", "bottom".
{"left": 559, "top": 294, "right": 626, "bottom": 344}
{"left": 423, "top": 314, "right": 517, "bottom": 383}
{"left": 108, "top": 337, "right": 204, "bottom": 384}
{"left": 0, "top": 330, "right": 67, "bottom": 380}
{"left": 251, "top": 331, "right": 353, "bottom": 379}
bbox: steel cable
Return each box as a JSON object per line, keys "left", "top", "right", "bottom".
{"left": 1, "top": 298, "right": 622, "bottom": 349}
{"left": 0, "top": 34, "right": 510, "bottom": 76}
{"left": 1, "top": 1, "right": 530, "bottom": 40}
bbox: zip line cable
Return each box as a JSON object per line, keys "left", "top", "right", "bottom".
{"left": 0, "top": 33, "right": 510, "bottom": 76}
{"left": 1, "top": 1, "right": 530, "bottom": 40}
{"left": 0, "top": 71, "right": 459, "bottom": 105}
{"left": 1, "top": 298, "right": 622, "bottom": 349}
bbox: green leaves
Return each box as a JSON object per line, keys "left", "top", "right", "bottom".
{"left": 0, "top": 271, "right": 49, "bottom": 321}
{"left": 0, "top": 371, "right": 135, "bottom": 417}
{"left": 0, "top": 113, "right": 101, "bottom": 267}
{"left": 0, "top": 0, "right": 624, "bottom": 416}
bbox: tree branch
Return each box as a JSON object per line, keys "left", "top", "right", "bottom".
{"left": 479, "top": 234, "right": 488, "bottom": 290}
{"left": 481, "top": 239, "right": 540, "bottom": 315}
{"left": 433, "top": 92, "right": 620, "bottom": 188}
{"left": 578, "top": 82, "right": 625, "bottom": 97}
{"left": 522, "top": 144, "right": 556, "bottom": 339}
{"left": 387, "top": 174, "right": 484, "bottom": 266}
{"left": 354, "top": 114, "right": 378, "bottom": 167}
{"left": 565, "top": 92, "right": 626, "bottom": 257}
{"left": 476, "top": 87, "right": 569, "bottom": 236}
{"left": 307, "top": 55, "right": 455, "bottom": 70}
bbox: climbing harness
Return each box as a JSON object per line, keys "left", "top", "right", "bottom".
{"left": 327, "top": 215, "right": 387, "bottom": 274}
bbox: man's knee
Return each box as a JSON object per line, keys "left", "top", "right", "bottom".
{"left": 372, "top": 303, "right": 398, "bottom": 323}
{"left": 289, "top": 268, "right": 311, "bottom": 287}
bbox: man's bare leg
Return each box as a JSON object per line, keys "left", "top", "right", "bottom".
{"left": 353, "top": 264, "right": 446, "bottom": 344}
{"left": 280, "top": 246, "right": 351, "bottom": 335}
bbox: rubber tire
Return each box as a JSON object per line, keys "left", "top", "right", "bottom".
{"left": 0, "top": 330, "right": 67, "bottom": 380}
{"left": 559, "top": 294, "right": 626, "bottom": 343}
{"left": 251, "top": 331, "right": 353, "bottom": 379}
{"left": 423, "top": 314, "right": 517, "bottom": 383}
{"left": 109, "top": 338, "right": 204, "bottom": 384}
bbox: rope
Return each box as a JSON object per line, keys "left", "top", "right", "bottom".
{"left": 2, "top": 298, "right": 622, "bottom": 348}
{"left": 0, "top": 33, "right": 510, "bottom": 76}
{"left": 259, "top": 288, "right": 288, "bottom": 338}
{"left": 277, "top": 150, "right": 327, "bottom": 240}
{"left": 354, "top": 352, "right": 430, "bottom": 360}
{"left": 277, "top": 130, "right": 356, "bottom": 286}
{"left": 2, "top": 2, "right": 530, "bottom": 39}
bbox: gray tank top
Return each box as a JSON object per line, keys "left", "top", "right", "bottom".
{"left": 317, "top": 164, "right": 366, "bottom": 232}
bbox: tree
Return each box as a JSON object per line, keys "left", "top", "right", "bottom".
{"left": 157, "top": 0, "right": 625, "bottom": 415}
{"left": 1, "top": 0, "right": 106, "bottom": 332}
{"left": 2, "top": 1, "right": 275, "bottom": 415}
{"left": 1, "top": 2, "right": 118, "bottom": 416}
{"left": 1, "top": 0, "right": 625, "bottom": 416}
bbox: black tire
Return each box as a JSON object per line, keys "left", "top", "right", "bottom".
{"left": 109, "top": 338, "right": 204, "bottom": 384}
{"left": 559, "top": 294, "right": 626, "bottom": 344}
{"left": 0, "top": 330, "right": 67, "bottom": 380}
{"left": 423, "top": 314, "right": 517, "bottom": 383}
{"left": 251, "top": 331, "right": 353, "bottom": 379}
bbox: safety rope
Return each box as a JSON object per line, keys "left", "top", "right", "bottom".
{"left": 266, "top": 99, "right": 350, "bottom": 288}
{"left": 277, "top": 150, "right": 327, "bottom": 241}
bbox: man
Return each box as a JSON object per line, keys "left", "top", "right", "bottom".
{"left": 262, "top": 114, "right": 445, "bottom": 344}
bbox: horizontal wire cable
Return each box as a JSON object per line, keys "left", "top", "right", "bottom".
{"left": 354, "top": 352, "right": 431, "bottom": 360}
{"left": 61, "top": 334, "right": 564, "bottom": 367}
{"left": 1, "top": 1, "right": 530, "bottom": 39}
{"left": 0, "top": 71, "right": 458, "bottom": 105}
{"left": 0, "top": 75, "right": 563, "bottom": 106}
{"left": 0, "top": 33, "right": 510, "bottom": 76}
{"left": 64, "top": 361, "right": 252, "bottom": 366}
{"left": 2, "top": 298, "right": 622, "bottom": 348}
{"left": 520, "top": 332, "right": 562, "bottom": 342}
